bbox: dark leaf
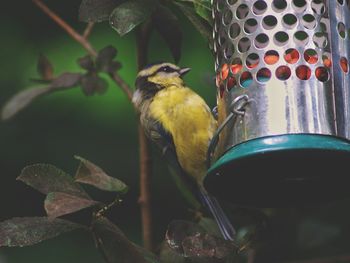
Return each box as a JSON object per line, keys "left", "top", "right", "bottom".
{"left": 17, "top": 164, "right": 90, "bottom": 199}
{"left": 45, "top": 192, "right": 100, "bottom": 219}
{"left": 92, "top": 217, "right": 159, "bottom": 263}
{"left": 51, "top": 72, "right": 82, "bottom": 89}
{"left": 109, "top": 0, "right": 156, "bottom": 36}
{"left": 78, "top": 55, "right": 95, "bottom": 71}
{"left": 96, "top": 46, "right": 121, "bottom": 73}
{"left": 0, "top": 217, "right": 84, "bottom": 247}
{"left": 173, "top": 2, "right": 212, "bottom": 45}
{"left": 152, "top": 6, "right": 182, "bottom": 63}
{"left": 1, "top": 86, "right": 52, "bottom": 121}
{"left": 182, "top": 233, "right": 232, "bottom": 260}
{"left": 159, "top": 242, "right": 186, "bottom": 263}
{"left": 166, "top": 220, "right": 206, "bottom": 256}
{"left": 29, "top": 78, "right": 53, "bottom": 84}
{"left": 165, "top": 220, "right": 236, "bottom": 260}
{"left": 107, "top": 61, "right": 122, "bottom": 73}
{"left": 1, "top": 72, "right": 81, "bottom": 121}
{"left": 79, "top": 0, "right": 122, "bottom": 22}
{"left": 97, "top": 46, "right": 117, "bottom": 64}
{"left": 74, "top": 156, "right": 128, "bottom": 193}
{"left": 37, "top": 53, "right": 54, "bottom": 81}
{"left": 81, "top": 74, "right": 108, "bottom": 96}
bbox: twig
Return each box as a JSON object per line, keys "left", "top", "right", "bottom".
{"left": 95, "top": 198, "right": 122, "bottom": 219}
{"left": 109, "top": 72, "right": 133, "bottom": 101}
{"left": 33, "top": 0, "right": 154, "bottom": 252}
{"left": 136, "top": 22, "right": 154, "bottom": 252}
{"left": 247, "top": 249, "right": 256, "bottom": 263}
{"left": 31, "top": 0, "right": 133, "bottom": 101}
{"left": 83, "top": 22, "right": 95, "bottom": 39}
{"left": 138, "top": 126, "right": 153, "bottom": 251}
{"left": 32, "top": 0, "right": 97, "bottom": 57}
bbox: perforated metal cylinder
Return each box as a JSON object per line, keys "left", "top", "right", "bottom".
{"left": 213, "top": 0, "right": 350, "bottom": 157}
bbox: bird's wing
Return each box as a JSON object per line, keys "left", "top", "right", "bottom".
{"left": 145, "top": 116, "right": 236, "bottom": 241}
{"left": 145, "top": 117, "right": 200, "bottom": 208}
{"left": 145, "top": 116, "right": 176, "bottom": 155}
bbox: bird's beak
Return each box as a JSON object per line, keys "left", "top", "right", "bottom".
{"left": 179, "top": 67, "right": 191, "bottom": 76}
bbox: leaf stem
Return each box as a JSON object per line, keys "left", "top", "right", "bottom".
{"left": 95, "top": 198, "right": 122, "bottom": 218}
{"left": 83, "top": 22, "right": 95, "bottom": 39}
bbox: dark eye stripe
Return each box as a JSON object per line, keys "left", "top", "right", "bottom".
{"left": 157, "top": 66, "right": 177, "bottom": 73}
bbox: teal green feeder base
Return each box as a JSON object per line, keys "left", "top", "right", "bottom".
{"left": 204, "top": 134, "right": 350, "bottom": 207}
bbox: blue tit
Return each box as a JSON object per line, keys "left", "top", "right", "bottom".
{"left": 133, "top": 62, "right": 236, "bottom": 241}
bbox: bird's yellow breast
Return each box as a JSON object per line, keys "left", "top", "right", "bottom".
{"left": 149, "top": 86, "right": 217, "bottom": 182}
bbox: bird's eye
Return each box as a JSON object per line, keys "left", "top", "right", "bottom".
{"left": 160, "top": 66, "right": 175, "bottom": 73}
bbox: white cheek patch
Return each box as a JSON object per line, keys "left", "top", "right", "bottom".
{"left": 132, "top": 89, "right": 143, "bottom": 108}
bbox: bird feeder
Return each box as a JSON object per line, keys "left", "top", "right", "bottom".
{"left": 204, "top": 0, "right": 350, "bottom": 206}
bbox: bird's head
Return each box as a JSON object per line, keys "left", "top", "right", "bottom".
{"left": 133, "top": 62, "right": 191, "bottom": 108}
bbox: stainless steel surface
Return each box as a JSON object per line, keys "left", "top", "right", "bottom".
{"left": 213, "top": 0, "right": 350, "bottom": 157}
{"left": 329, "top": 0, "right": 350, "bottom": 138}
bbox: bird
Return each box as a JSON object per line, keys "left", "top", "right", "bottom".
{"left": 132, "top": 62, "right": 236, "bottom": 241}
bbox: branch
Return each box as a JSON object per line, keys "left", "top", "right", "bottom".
{"left": 247, "top": 249, "right": 256, "bottom": 263}
{"left": 32, "top": 0, "right": 97, "bottom": 57}
{"left": 138, "top": 126, "right": 153, "bottom": 251}
{"left": 32, "top": 0, "right": 153, "bottom": 251}
{"left": 32, "top": 0, "right": 133, "bottom": 101}
{"left": 109, "top": 72, "right": 133, "bottom": 101}
{"left": 136, "top": 22, "right": 154, "bottom": 252}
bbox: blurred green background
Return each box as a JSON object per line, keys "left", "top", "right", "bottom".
{"left": 0, "top": 1, "right": 215, "bottom": 262}
{"left": 2, "top": 1, "right": 350, "bottom": 263}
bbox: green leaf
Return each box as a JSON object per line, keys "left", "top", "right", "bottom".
{"left": 45, "top": 192, "right": 100, "bottom": 219}
{"left": 74, "top": 156, "right": 129, "bottom": 193}
{"left": 79, "top": 0, "right": 122, "bottom": 22}
{"left": 1, "top": 86, "right": 52, "bottom": 121}
{"left": 0, "top": 217, "right": 84, "bottom": 247}
{"left": 173, "top": 0, "right": 212, "bottom": 23}
{"left": 173, "top": 1, "right": 212, "bottom": 45}
{"left": 17, "top": 164, "right": 90, "bottom": 199}
{"left": 109, "top": 0, "right": 156, "bottom": 36}
{"left": 92, "top": 217, "right": 159, "bottom": 263}
{"left": 152, "top": 6, "right": 182, "bottom": 63}
{"left": 37, "top": 53, "right": 54, "bottom": 81}
{"left": 194, "top": 0, "right": 212, "bottom": 24}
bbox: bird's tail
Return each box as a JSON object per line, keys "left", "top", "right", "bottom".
{"left": 198, "top": 187, "right": 236, "bottom": 241}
